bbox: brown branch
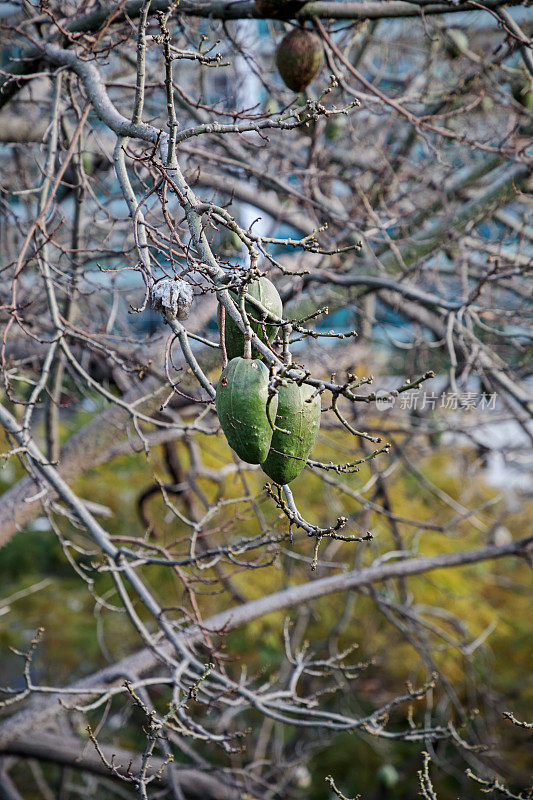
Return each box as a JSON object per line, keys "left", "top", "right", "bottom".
{"left": 0, "top": 533, "right": 530, "bottom": 747}
{"left": 2, "top": 732, "right": 244, "bottom": 800}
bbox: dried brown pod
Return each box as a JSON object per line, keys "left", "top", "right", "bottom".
{"left": 275, "top": 27, "right": 322, "bottom": 93}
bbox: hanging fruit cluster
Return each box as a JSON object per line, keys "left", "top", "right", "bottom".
{"left": 216, "top": 278, "right": 321, "bottom": 484}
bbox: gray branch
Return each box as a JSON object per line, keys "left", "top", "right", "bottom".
{"left": 2, "top": 732, "right": 243, "bottom": 800}
{"left": 0, "top": 526, "right": 529, "bottom": 747}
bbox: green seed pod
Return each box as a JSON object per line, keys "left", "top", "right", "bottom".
{"left": 377, "top": 765, "right": 400, "bottom": 788}
{"left": 216, "top": 357, "right": 278, "bottom": 464}
{"left": 275, "top": 28, "right": 322, "bottom": 93}
{"left": 261, "top": 379, "right": 320, "bottom": 484}
{"left": 512, "top": 82, "right": 533, "bottom": 110}
{"left": 218, "top": 277, "right": 283, "bottom": 362}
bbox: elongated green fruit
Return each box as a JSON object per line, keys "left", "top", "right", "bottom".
{"left": 218, "top": 277, "right": 282, "bottom": 361}
{"left": 216, "top": 357, "right": 278, "bottom": 464}
{"left": 261, "top": 380, "right": 320, "bottom": 484}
